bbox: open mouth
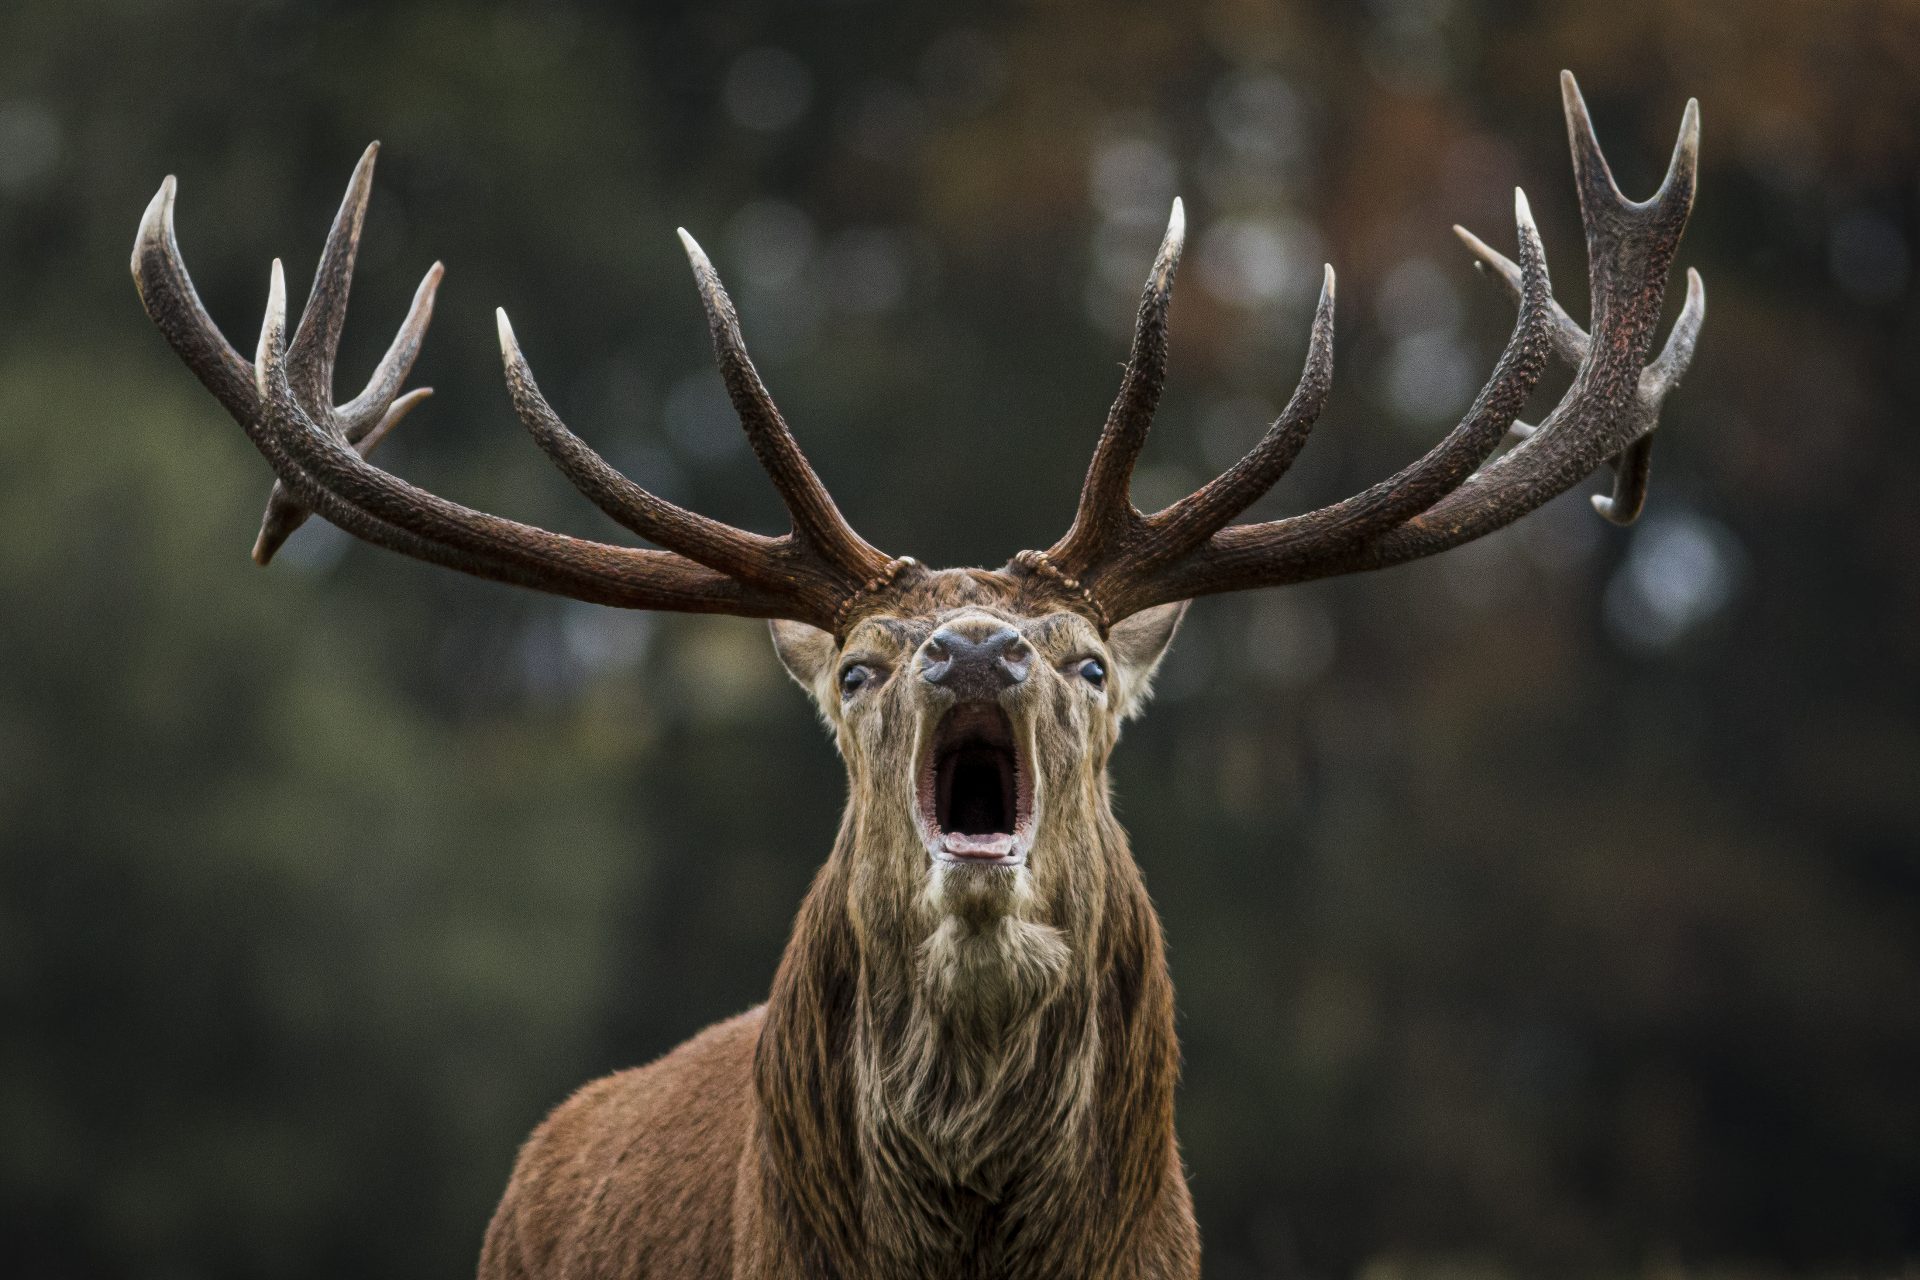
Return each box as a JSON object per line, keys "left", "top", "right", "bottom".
{"left": 916, "top": 703, "right": 1033, "bottom": 866}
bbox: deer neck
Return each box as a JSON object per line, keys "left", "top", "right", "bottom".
{"left": 752, "top": 799, "right": 1181, "bottom": 1277}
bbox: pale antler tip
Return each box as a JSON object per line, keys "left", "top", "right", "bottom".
{"left": 495, "top": 306, "right": 518, "bottom": 356}
{"left": 132, "top": 177, "right": 177, "bottom": 284}
{"left": 250, "top": 527, "right": 278, "bottom": 567}
{"left": 145, "top": 175, "right": 176, "bottom": 229}
{"left": 1513, "top": 186, "right": 1535, "bottom": 230}
{"left": 676, "top": 226, "right": 710, "bottom": 268}
{"left": 256, "top": 259, "right": 288, "bottom": 393}
{"left": 1669, "top": 98, "right": 1702, "bottom": 178}
{"left": 344, "top": 143, "right": 380, "bottom": 199}
{"left": 1560, "top": 69, "right": 1596, "bottom": 138}
{"left": 1149, "top": 199, "right": 1186, "bottom": 291}
{"left": 1320, "top": 262, "right": 1336, "bottom": 301}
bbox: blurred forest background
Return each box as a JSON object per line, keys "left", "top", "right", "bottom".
{"left": 2, "top": 1, "right": 1917, "bottom": 1277}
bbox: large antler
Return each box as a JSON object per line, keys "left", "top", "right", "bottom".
{"left": 1017, "top": 72, "right": 1704, "bottom": 626}
{"left": 132, "top": 144, "right": 915, "bottom": 634}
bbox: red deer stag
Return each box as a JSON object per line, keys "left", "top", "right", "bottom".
{"left": 132, "top": 72, "right": 1702, "bottom": 1280}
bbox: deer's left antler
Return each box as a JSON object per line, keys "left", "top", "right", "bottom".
{"left": 1017, "top": 71, "right": 1704, "bottom": 626}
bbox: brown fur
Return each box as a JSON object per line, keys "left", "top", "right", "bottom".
{"left": 480, "top": 570, "right": 1200, "bottom": 1278}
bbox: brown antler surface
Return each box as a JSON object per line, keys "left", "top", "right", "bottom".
{"left": 1019, "top": 71, "right": 1704, "bottom": 625}
{"left": 132, "top": 143, "right": 914, "bottom": 634}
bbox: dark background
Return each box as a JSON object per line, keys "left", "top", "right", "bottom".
{"left": 3, "top": 1, "right": 1917, "bottom": 1277}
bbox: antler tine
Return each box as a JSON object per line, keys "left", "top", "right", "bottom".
{"left": 676, "top": 228, "right": 896, "bottom": 584}
{"left": 1644, "top": 265, "right": 1706, "bottom": 395}
{"left": 495, "top": 308, "right": 792, "bottom": 584}
{"left": 336, "top": 260, "right": 443, "bottom": 439}
{"left": 1593, "top": 433, "right": 1654, "bottom": 524}
{"left": 285, "top": 142, "right": 376, "bottom": 413}
{"left": 1046, "top": 198, "right": 1187, "bottom": 575}
{"left": 132, "top": 176, "right": 256, "bottom": 420}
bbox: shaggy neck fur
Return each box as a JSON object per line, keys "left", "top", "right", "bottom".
{"left": 751, "top": 783, "right": 1184, "bottom": 1279}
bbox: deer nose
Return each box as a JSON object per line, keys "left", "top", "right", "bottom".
{"left": 919, "top": 624, "right": 1031, "bottom": 700}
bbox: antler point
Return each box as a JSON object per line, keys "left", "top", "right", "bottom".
{"left": 1150, "top": 200, "right": 1186, "bottom": 291}
{"left": 1561, "top": 69, "right": 1595, "bottom": 133}
{"left": 132, "top": 178, "right": 177, "bottom": 283}
{"left": 255, "top": 259, "right": 288, "bottom": 394}
{"left": 349, "top": 142, "right": 379, "bottom": 186}
{"left": 1670, "top": 97, "right": 1703, "bottom": 175}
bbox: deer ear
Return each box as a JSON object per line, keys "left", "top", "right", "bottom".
{"left": 770, "top": 618, "right": 838, "bottom": 693}
{"left": 1107, "top": 600, "right": 1188, "bottom": 718}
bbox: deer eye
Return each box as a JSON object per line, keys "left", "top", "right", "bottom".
{"left": 839, "top": 663, "right": 877, "bottom": 698}
{"left": 1071, "top": 657, "right": 1107, "bottom": 690}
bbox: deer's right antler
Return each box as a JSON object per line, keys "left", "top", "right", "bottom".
{"left": 132, "top": 144, "right": 918, "bottom": 634}
{"left": 1016, "top": 72, "right": 1704, "bottom": 627}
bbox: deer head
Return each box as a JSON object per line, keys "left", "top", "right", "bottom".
{"left": 132, "top": 71, "right": 1704, "bottom": 1274}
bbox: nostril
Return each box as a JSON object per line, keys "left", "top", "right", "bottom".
{"left": 998, "top": 637, "right": 1032, "bottom": 680}
{"left": 922, "top": 624, "right": 1029, "bottom": 693}
{"left": 919, "top": 636, "right": 953, "bottom": 683}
